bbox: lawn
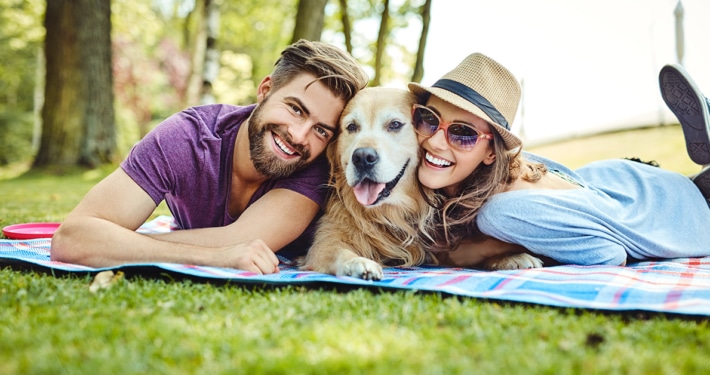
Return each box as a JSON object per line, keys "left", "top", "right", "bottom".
{"left": 1, "top": 125, "right": 709, "bottom": 374}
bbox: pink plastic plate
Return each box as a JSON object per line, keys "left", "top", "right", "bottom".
{"left": 2, "top": 222, "right": 61, "bottom": 240}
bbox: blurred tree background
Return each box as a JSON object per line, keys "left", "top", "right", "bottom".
{"left": 0, "top": 0, "right": 431, "bottom": 172}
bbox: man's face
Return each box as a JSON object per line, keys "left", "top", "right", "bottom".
{"left": 249, "top": 73, "right": 344, "bottom": 179}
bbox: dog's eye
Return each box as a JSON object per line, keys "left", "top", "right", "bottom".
{"left": 388, "top": 120, "right": 404, "bottom": 131}
{"left": 345, "top": 122, "right": 358, "bottom": 133}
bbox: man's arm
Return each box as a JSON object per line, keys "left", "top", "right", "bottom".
{"left": 50, "top": 169, "right": 281, "bottom": 273}
{"left": 147, "top": 187, "right": 319, "bottom": 251}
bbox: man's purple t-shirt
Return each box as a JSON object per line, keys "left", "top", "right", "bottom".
{"left": 120, "top": 104, "right": 330, "bottom": 258}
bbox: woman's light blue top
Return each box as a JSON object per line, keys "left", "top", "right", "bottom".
{"left": 477, "top": 152, "right": 710, "bottom": 265}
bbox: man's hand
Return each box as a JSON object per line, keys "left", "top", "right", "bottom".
{"left": 213, "top": 239, "right": 280, "bottom": 274}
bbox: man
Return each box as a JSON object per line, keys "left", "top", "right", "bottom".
{"left": 50, "top": 40, "right": 369, "bottom": 274}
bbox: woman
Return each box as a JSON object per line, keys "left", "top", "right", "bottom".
{"left": 409, "top": 53, "right": 710, "bottom": 268}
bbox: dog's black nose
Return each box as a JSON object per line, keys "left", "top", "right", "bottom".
{"left": 352, "top": 147, "right": 378, "bottom": 170}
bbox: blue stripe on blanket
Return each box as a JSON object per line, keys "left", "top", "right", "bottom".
{"left": 2, "top": 216, "right": 710, "bottom": 316}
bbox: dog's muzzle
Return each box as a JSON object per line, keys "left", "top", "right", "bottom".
{"left": 351, "top": 148, "right": 409, "bottom": 207}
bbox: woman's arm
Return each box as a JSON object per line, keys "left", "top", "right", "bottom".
{"left": 435, "top": 234, "right": 528, "bottom": 268}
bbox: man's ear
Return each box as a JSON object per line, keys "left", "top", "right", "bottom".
{"left": 256, "top": 76, "right": 273, "bottom": 103}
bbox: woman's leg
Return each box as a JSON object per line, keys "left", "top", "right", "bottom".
{"left": 690, "top": 167, "right": 710, "bottom": 202}
{"left": 659, "top": 64, "right": 710, "bottom": 166}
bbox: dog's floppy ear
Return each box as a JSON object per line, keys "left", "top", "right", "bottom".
{"left": 325, "top": 131, "right": 342, "bottom": 188}
{"left": 326, "top": 137, "right": 340, "bottom": 174}
{"left": 326, "top": 97, "right": 355, "bottom": 180}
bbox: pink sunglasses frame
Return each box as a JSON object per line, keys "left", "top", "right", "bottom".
{"left": 411, "top": 104, "right": 493, "bottom": 150}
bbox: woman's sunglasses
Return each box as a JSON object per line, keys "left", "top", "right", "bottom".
{"left": 411, "top": 104, "right": 493, "bottom": 151}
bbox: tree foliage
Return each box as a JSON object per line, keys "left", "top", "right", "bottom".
{"left": 0, "top": 0, "right": 44, "bottom": 112}
{"left": 217, "top": 0, "right": 298, "bottom": 104}
{"left": 0, "top": 0, "right": 429, "bottom": 168}
{"left": 0, "top": 0, "right": 44, "bottom": 165}
{"left": 112, "top": 0, "right": 191, "bottom": 139}
{"left": 323, "top": 0, "right": 427, "bottom": 87}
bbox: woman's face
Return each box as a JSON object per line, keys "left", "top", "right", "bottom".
{"left": 416, "top": 96, "right": 496, "bottom": 196}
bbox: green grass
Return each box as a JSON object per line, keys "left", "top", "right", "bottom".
{"left": 528, "top": 124, "right": 699, "bottom": 175}
{"left": 1, "top": 125, "right": 709, "bottom": 374}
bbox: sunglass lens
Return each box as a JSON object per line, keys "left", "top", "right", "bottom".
{"left": 447, "top": 124, "right": 479, "bottom": 149}
{"left": 414, "top": 108, "right": 440, "bottom": 136}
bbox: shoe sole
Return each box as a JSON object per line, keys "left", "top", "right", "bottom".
{"left": 692, "top": 167, "right": 710, "bottom": 202}
{"left": 659, "top": 64, "right": 710, "bottom": 165}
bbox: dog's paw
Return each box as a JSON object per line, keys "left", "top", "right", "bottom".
{"left": 482, "top": 253, "right": 543, "bottom": 271}
{"left": 336, "top": 257, "right": 384, "bottom": 280}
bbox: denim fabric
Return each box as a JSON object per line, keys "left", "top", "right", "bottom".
{"left": 478, "top": 152, "right": 710, "bottom": 265}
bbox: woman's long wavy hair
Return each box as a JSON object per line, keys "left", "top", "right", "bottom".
{"left": 426, "top": 130, "right": 547, "bottom": 253}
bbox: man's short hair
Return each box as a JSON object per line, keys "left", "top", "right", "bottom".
{"left": 271, "top": 39, "right": 369, "bottom": 102}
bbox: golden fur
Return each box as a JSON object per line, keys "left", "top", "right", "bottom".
{"left": 301, "top": 87, "right": 438, "bottom": 280}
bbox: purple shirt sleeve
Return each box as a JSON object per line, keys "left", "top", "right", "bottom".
{"left": 121, "top": 109, "right": 204, "bottom": 207}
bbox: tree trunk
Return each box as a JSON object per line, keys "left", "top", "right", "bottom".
{"left": 201, "top": 0, "right": 220, "bottom": 105}
{"left": 185, "top": 0, "right": 206, "bottom": 106}
{"left": 291, "top": 0, "right": 327, "bottom": 42}
{"left": 32, "top": 47, "right": 45, "bottom": 153}
{"left": 80, "top": 0, "right": 116, "bottom": 166}
{"left": 371, "top": 0, "right": 390, "bottom": 87}
{"left": 338, "top": 0, "right": 353, "bottom": 54}
{"left": 35, "top": 0, "right": 116, "bottom": 169}
{"left": 411, "top": 0, "right": 431, "bottom": 83}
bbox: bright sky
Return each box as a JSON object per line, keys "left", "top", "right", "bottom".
{"left": 417, "top": 0, "right": 710, "bottom": 145}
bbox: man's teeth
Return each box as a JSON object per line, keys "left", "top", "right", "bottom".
{"left": 275, "top": 136, "right": 295, "bottom": 155}
{"left": 426, "top": 152, "right": 451, "bottom": 167}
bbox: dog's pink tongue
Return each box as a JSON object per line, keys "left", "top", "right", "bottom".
{"left": 353, "top": 180, "right": 385, "bottom": 206}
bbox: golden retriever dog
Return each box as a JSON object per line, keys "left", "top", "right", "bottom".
{"left": 301, "top": 87, "right": 542, "bottom": 280}
{"left": 301, "top": 87, "right": 437, "bottom": 280}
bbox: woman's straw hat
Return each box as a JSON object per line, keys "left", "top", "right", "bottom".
{"left": 408, "top": 53, "right": 522, "bottom": 150}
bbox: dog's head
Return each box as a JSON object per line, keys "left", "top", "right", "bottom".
{"left": 328, "top": 87, "right": 420, "bottom": 208}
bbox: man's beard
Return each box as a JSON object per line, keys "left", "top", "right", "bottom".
{"left": 248, "top": 101, "right": 311, "bottom": 179}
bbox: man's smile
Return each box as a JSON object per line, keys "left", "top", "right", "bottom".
{"left": 273, "top": 132, "right": 299, "bottom": 158}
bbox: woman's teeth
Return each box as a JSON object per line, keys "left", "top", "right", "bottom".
{"left": 426, "top": 152, "right": 451, "bottom": 167}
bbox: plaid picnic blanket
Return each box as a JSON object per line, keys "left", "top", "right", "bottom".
{"left": 2, "top": 216, "right": 710, "bottom": 316}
